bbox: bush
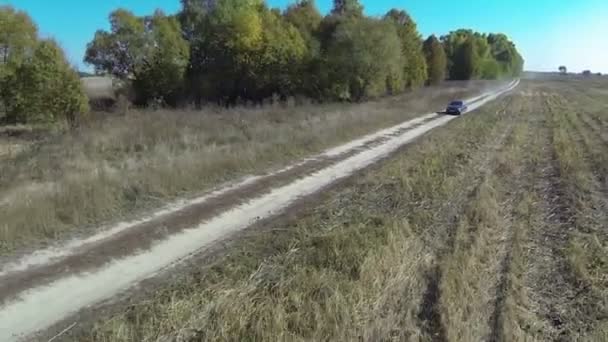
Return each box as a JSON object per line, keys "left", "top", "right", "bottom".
{"left": 0, "top": 6, "right": 89, "bottom": 126}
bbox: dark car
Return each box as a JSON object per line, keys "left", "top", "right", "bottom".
{"left": 445, "top": 100, "right": 468, "bottom": 115}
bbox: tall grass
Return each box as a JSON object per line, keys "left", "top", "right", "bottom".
{"left": 76, "top": 79, "right": 608, "bottom": 342}
{"left": 77, "top": 88, "right": 514, "bottom": 342}
{"left": 0, "top": 83, "right": 484, "bottom": 253}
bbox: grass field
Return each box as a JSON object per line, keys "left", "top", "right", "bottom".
{"left": 0, "top": 82, "right": 487, "bottom": 254}
{"left": 63, "top": 77, "right": 607, "bottom": 341}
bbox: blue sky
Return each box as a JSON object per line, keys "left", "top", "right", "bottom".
{"left": 3, "top": 0, "right": 608, "bottom": 73}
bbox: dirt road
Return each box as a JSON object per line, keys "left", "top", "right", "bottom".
{"left": 0, "top": 80, "right": 518, "bottom": 341}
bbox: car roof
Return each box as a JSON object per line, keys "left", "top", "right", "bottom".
{"left": 449, "top": 100, "right": 464, "bottom": 104}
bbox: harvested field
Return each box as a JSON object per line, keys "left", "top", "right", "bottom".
{"left": 71, "top": 78, "right": 606, "bottom": 342}
{"left": 3, "top": 77, "right": 607, "bottom": 342}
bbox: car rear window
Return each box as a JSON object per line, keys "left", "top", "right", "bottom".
{"left": 450, "top": 101, "right": 463, "bottom": 105}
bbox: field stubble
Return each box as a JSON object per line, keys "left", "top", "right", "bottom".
{"left": 10, "top": 78, "right": 607, "bottom": 341}
{"left": 75, "top": 84, "right": 531, "bottom": 341}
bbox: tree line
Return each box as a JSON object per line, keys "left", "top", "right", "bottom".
{"left": 1, "top": 0, "right": 524, "bottom": 125}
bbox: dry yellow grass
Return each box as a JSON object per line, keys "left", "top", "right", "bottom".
{"left": 72, "top": 85, "right": 517, "bottom": 342}
{"left": 63, "top": 78, "right": 608, "bottom": 342}
{"left": 81, "top": 76, "right": 115, "bottom": 100}
{"left": 497, "top": 79, "right": 608, "bottom": 341}
{"left": 0, "top": 82, "right": 486, "bottom": 254}
{"left": 8, "top": 77, "right": 607, "bottom": 341}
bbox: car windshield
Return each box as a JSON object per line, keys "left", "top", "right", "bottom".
{"left": 450, "top": 101, "right": 463, "bottom": 106}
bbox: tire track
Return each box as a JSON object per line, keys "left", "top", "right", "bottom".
{"left": 487, "top": 94, "right": 537, "bottom": 342}
{"left": 555, "top": 94, "right": 608, "bottom": 209}
{"left": 578, "top": 111, "right": 608, "bottom": 146}
{"left": 520, "top": 92, "right": 600, "bottom": 341}
{"left": 0, "top": 113, "right": 440, "bottom": 307}
{"left": 417, "top": 96, "right": 516, "bottom": 341}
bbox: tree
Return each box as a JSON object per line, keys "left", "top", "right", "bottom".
{"left": 283, "top": 0, "right": 323, "bottom": 96}
{"left": 189, "top": 0, "right": 264, "bottom": 102}
{"left": 559, "top": 65, "right": 567, "bottom": 74}
{"left": 284, "top": 0, "right": 321, "bottom": 50}
{"left": 384, "top": 9, "right": 427, "bottom": 88}
{"left": 1, "top": 7, "right": 88, "bottom": 126}
{"left": 323, "top": 17, "right": 402, "bottom": 100}
{"left": 180, "top": 0, "right": 308, "bottom": 103}
{"left": 441, "top": 29, "right": 523, "bottom": 80}
{"left": 179, "top": 0, "right": 213, "bottom": 105}
{"left": 85, "top": 9, "right": 190, "bottom": 105}
{"left": 85, "top": 9, "right": 145, "bottom": 79}
{"left": 582, "top": 70, "right": 592, "bottom": 76}
{"left": 449, "top": 37, "right": 479, "bottom": 80}
{"left": 0, "top": 6, "right": 37, "bottom": 67}
{"left": 331, "top": 0, "right": 363, "bottom": 17}
{"left": 0, "top": 6, "right": 38, "bottom": 121}
{"left": 284, "top": 1, "right": 321, "bottom": 36}
{"left": 480, "top": 58, "right": 500, "bottom": 79}
{"left": 441, "top": 29, "right": 474, "bottom": 79}
{"left": 254, "top": 7, "right": 308, "bottom": 99}
{"left": 82, "top": 1, "right": 525, "bottom": 107}
{"left": 132, "top": 11, "right": 190, "bottom": 106}
{"left": 423, "top": 35, "right": 447, "bottom": 85}
{"left": 6, "top": 40, "right": 89, "bottom": 126}
{"left": 487, "top": 33, "right": 523, "bottom": 76}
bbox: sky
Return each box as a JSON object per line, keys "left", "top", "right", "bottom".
{"left": 3, "top": 0, "right": 608, "bottom": 73}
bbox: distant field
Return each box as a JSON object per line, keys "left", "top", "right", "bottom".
{"left": 81, "top": 76, "right": 114, "bottom": 100}
{"left": 69, "top": 77, "right": 607, "bottom": 341}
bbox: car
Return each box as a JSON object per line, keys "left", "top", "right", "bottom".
{"left": 445, "top": 100, "right": 468, "bottom": 115}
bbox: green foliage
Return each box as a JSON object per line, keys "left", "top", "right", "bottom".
{"left": 423, "top": 35, "right": 447, "bottom": 85}
{"left": 442, "top": 30, "right": 480, "bottom": 80}
{"left": 85, "top": 9, "right": 190, "bottom": 105}
{"left": 132, "top": 11, "right": 190, "bottom": 106}
{"left": 442, "top": 29, "right": 524, "bottom": 80}
{"left": 85, "top": 9, "right": 146, "bottom": 79}
{"left": 284, "top": 0, "right": 321, "bottom": 52}
{"left": 283, "top": 1, "right": 323, "bottom": 97}
{"left": 8, "top": 40, "right": 89, "bottom": 125}
{"left": 0, "top": 6, "right": 37, "bottom": 68}
{"left": 384, "top": 9, "right": 427, "bottom": 88}
{"left": 3, "top": 1, "right": 527, "bottom": 124}
{"left": 480, "top": 58, "right": 501, "bottom": 79}
{"left": 179, "top": 0, "right": 216, "bottom": 38}
{"left": 323, "top": 17, "right": 403, "bottom": 100}
{"left": 331, "top": 0, "right": 364, "bottom": 17}
{"left": 256, "top": 7, "right": 308, "bottom": 97}
{"left": 82, "top": 1, "right": 525, "bottom": 106}
{"left": 0, "top": 6, "right": 38, "bottom": 121}
{"left": 200, "top": 0, "right": 266, "bottom": 102}
{"left": 457, "top": 37, "right": 479, "bottom": 80}
{"left": 0, "top": 6, "right": 88, "bottom": 126}
{"left": 183, "top": 0, "right": 307, "bottom": 103}
{"left": 487, "top": 33, "right": 524, "bottom": 76}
